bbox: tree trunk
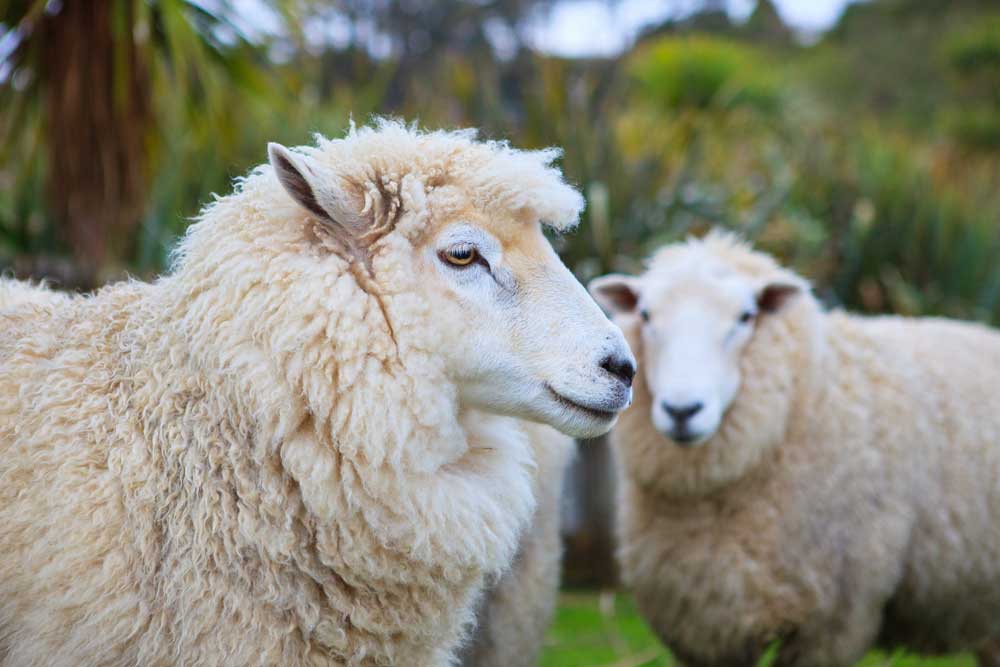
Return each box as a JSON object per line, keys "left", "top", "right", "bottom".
{"left": 561, "top": 435, "right": 619, "bottom": 588}
{"left": 40, "top": 0, "right": 151, "bottom": 280}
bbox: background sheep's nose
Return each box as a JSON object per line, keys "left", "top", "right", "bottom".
{"left": 600, "top": 353, "right": 636, "bottom": 387}
{"left": 662, "top": 401, "right": 703, "bottom": 423}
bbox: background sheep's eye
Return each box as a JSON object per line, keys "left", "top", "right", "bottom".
{"left": 739, "top": 310, "right": 755, "bottom": 324}
{"left": 640, "top": 309, "right": 650, "bottom": 322}
{"left": 442, "top": 246, "right": 477, "bottom": 267}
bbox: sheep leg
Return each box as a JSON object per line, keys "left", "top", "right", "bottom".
{"left": 668, "top": 643, "right": 760, "bottom": 667}
{"left": 976, "top": 642, "right": 1000, "bottom": 667}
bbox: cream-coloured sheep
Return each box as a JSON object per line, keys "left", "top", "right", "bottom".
{"left": 0, "top": 279, "right": 576, "bottom": 667}
{"left": 1, "top": 278, "right": 576, "bottom": 667}
{"left": 0, "top": 120, "right": 636, "bottom": 667}
{"left": 590, "top": 232, "right": 1000, "bottom": 667}
{"left": 458, "top": 424, "right": 574, "bottom": 667}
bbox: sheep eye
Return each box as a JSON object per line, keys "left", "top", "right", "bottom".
{"left": 441, "top": 245, "right": 478, "bottom": 268}
{"left": 739, "top": 310, "right": 755, "bottom": 324}
{"left": 640, "top": 309, "right": 650, "bottom": 323}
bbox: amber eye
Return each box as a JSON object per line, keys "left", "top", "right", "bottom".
{"left": 441, "top": 245, "right": 478, "bottom": 267}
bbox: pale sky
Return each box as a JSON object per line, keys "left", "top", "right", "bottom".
{"left": 526, "top": 0, "right": 860, "bottom": 57}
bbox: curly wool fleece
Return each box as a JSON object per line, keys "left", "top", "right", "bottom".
{"left": 0, "top": 121, "right": 587, "bottom": 667}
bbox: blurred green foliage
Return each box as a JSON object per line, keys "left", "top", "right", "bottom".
{"left": 543, "top": 592, "right": 668, "bottom": 667}
{"left": 628, "top": 36, "right": 780, "bottom": 114}
{"left": 944, "top": 16, "right": 1000, "bottom": 149}
{"left": 1, "top": 0, "right": 300, "bottom": 274}
{"left": 3, "top": 0, "right": 1000, "bottom": 326}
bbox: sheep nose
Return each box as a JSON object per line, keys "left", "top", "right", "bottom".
{"left": 600, "top": 353, "right": 636, "bottom": 387}
{"left": 662, "top": 401, "right": 703, "bottom": 423}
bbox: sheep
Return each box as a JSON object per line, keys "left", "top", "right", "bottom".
{"left": 0, "top": 287, "right": 575, "bottom": 667}
{"left": 1, "top": 282, "right": 576, "bottom": 667}
{"left": 0, "top": 279, "right": 576, "bottom": 667}
{"left": 458, "top": 423, "right": 574, "bottom": 667}
{"left": 0, "top": 119, "right": 636, "bottom": 667}
{"left": 589, "top": 231, "right": 1000, "bottom": 667}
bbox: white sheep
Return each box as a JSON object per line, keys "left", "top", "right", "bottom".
{"left": 0, "top": 120, "right": 636, "bottom": 667}
{"left": 590, "top": 232, "right": 1000, "bottom": 667}
{"left": 1, "top": 278, "right": 577, "bottom": 667}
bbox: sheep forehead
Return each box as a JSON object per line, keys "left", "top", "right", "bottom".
{"left": 429, "top": 197, "right": 555, "bottom": 271}
{"left": 425, "top": 187, "right": 530, "bottom": 232}
{"left": 311, "top": 121, "right": 583, "bottom": 232}
{"left": 647, "top": 231, "right": 786, "bottom": 280}
{"left": 643, "top": 255, "right": 754, "bottom": 319}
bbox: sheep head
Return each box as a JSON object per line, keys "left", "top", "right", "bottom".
{"left": 590, "top": 231, "right": 819, "bottom": 495}
{"left": 264, "top": 122, "right": 634, "bottom": 440}
{"left": 591, "top": 254, "right": 803, "bottom": 446}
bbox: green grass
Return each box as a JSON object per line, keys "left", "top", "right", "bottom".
{"left": 541, "top": 592, "right": 975, "bottom": 667}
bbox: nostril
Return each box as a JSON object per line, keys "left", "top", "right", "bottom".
{"left": 600, "top": 354, "right": 636, "bottom": 387}
{"left": 661, "top": 401, "right": 704, "bottom": 422}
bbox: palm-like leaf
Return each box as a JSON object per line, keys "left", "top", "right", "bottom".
{"left": 0, "top": 0, "right": 297, "bottom": 284}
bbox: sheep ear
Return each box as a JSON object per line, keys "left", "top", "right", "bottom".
{"left": 589, "top": 274, "right": 640, "bottom": 315}
{"left": 757, "top": 281, "right": 802, "bottom": 314}
{"left": 268, "top": 142, "right": 363, "bottom": 237}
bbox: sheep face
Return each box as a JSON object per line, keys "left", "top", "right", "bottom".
{"left": 590, "top": 259, "right": 800, "bottom": 447}
{"left": 423, "top": 216, "right": 635, "bottom": 439}
{"left": 266, "top": 137, "right": 634, "bottom": 440}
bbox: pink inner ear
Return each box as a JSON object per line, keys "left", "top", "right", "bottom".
{"left": 602, "top": 283, "right": 638, "bottom": 312}
{"left": 757, "top": 283, "right": 800, "bottom": 313}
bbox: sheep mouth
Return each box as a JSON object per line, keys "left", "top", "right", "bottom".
{"left": 666, "top": 427, "right": 711, "bottom": 448}
{"left": 670, "top": 431, "right": 702, "bottom": 446}
{"left": 545, "top": 385, "right": 619, "bottom": 422}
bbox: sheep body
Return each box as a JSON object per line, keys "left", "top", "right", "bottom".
{"left": 1, "top": 276, "right": 577, "bottom": 667}
{"left": 612, "top": 235, "right": 1000, "bottom": 666}
{"left": 0, "top": 122, "right": 597, "bottom": 666}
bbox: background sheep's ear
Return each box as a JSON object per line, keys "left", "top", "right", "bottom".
{"left": 589, "top": 274, "right": 640, "bottom": 314}
{"left": 268, "top": 142, "right": 363, "bottom": 236}
{"left": 757, "top": 281, "right": 802, "bottom": 313}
